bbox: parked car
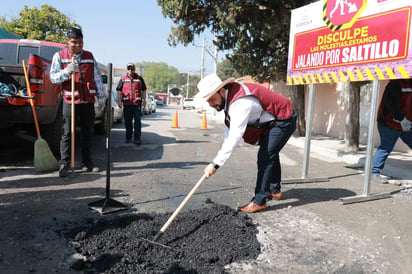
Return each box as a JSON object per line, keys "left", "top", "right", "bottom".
{"left": 183, "top": 98, "right": 195, "bottom": 110}
{"left": 142, "top": 90, "right": 153, "bottom": 115}
{"left": 0, "top": 38, "right": 109, "bottom": 155}
{"left": 155, "top": 97, "right": 164, "bottom": 106}
{"left": 150, "top": 95, "right": 156, "bottom": 113}
{"left": 111, "top": 88, "right": 123, "bottom": 123}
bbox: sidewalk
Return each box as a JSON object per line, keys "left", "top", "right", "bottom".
{"left": 203, "top": 108, "right": 412, "bottom": 185}
{"left": 288, "top": 135, "right": 412, "bottom": 185}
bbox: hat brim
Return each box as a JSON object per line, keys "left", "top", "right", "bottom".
{"left": 195, "top": 77, "right": 235, "bottom": 103}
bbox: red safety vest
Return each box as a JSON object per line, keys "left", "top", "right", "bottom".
{"left": 119, "top": 74, "right": 143, "bottom": 105}
{"left": 377, "top": 80, "right": 412, "bottom": 130}
{"left": 225, "top": 82, "right": 294, "bottom": 145}
{"left": 59, "top": 48, "right": 96, "bottom": 104}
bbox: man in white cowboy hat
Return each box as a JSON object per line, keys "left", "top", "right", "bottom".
{"left": 195, "top": 73, "right": 296, "bottom": 213}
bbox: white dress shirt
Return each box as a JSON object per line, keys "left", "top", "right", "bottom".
{"left": 212, "top": 94, "right": 274, "bottom": 167}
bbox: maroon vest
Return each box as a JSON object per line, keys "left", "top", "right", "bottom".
{"left": 378, "top": 80, "right": 412, "bottom": 130}
{"left": 119, "top": 74, "right": 143, "bottom": 105}
{"left": 225, "top": 82, "right": 294, "bottom": 144}
{"left": 60, "top": 48, "right": 96, "bottom": 104}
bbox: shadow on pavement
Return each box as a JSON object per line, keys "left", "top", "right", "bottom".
{"left": 266, "top": 187, "right": 357, "bottom": 211}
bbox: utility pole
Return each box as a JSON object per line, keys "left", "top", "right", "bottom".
{"left": 201, "top": 36, "right": 205, "bottom": 79}
{"left": 197, "top": 35, "right": 218, "bottom": 78}
{"left": 213, "top": 33, "right": 218, "bottom": 74}
{"left": 186, "top": 72, "right": 189, "bottom": 98}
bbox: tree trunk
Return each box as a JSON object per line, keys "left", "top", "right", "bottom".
{"left": 345, "top": 83, "right": 360, "bottom": 152}
{"left": 289, "top": 85, "right": 305, "bottom": 137}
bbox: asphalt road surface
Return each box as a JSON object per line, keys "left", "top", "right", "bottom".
{"left": 1, "top": 105, "right": 411, "bottom": 273}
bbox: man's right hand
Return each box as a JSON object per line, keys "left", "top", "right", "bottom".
{"left": 204, "top": 163, "right": 217, "bottom": 179}
{"left": 66, "top": 63, "right": 79, "bottom": 74}
{"left": 400, "top": 117, "right": 412, "bottom": 132}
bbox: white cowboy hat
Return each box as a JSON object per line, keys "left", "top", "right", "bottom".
{"left": 195, "top": 73, "right": 235, "bottom": 103}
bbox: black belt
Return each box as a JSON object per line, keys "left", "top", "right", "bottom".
{"left": 249, "top": 112, "right": 296, "bottom": 129}
{"left": 249, "top": 120, "right": 277, "bottom": 129}
{"left": 277, "top": 111, "right": 296, "bottom": 122}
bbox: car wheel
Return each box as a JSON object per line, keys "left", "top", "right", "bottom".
{"left": 94, "top": 107, "right": 108, "bottom": 135}
{"left": 117, "top": 113, "right": 123, "bottom": 123}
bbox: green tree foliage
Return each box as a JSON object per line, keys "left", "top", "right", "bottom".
{"left": 157, "top": 0, "right": 312, "bottom": 81}
{"left": 127, "top": 61, "right": 200, "bottom": 97}
{"left": 0, "top": 4, "right": 78, "bottom": 43}
{"left": 218, "top": 59, "right": 242, "bottom": 80}
{"left": 137, "top": 62, "right": 181, "bottom": 93}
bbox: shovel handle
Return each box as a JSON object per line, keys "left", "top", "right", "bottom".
{"left": 159, "top": 173, "right": 208, "bottom": 234}
{"left": 71, "top": 56, "right": 76, "bottom": 169}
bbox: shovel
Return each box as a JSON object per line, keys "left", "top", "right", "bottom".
{"left": 143, "top": 173, "right": 208, "bottom": 247}
{"left": 70, "top": 56, "right": 76, "bottom": 171}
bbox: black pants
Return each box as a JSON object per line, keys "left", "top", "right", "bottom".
{"left": 123, "top": 104, "right": 142, "bottom": 140}
{"left": 60, "top": 101, "right": 95, "bottom": 166}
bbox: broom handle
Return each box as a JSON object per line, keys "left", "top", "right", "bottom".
{"left": 22, "top": 60, "right": 41, "bottom": 137}
{"left": 160, "top": 174, "right": 208, "bottom": 233}
{"left": 71, "top": 56, "right": 76, "bottom": 169}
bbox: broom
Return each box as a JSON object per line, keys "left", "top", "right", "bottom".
{"left": 22, "top": 60, "right": 59, "bottom": 173}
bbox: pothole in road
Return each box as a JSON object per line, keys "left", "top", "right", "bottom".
{"left": 64, "top": 202, "right": 260, "bottom": 273}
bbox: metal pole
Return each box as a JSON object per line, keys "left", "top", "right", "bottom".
{"left": 213, "top": 34, "right": 218, "bottom": 74}
{"left": 186, "top": 72, "right": 189, "bottom": 98}
{"left": 363, "top": 80, "right": 380, "bottom": 195}
{"left": 301, "top": 83, "right": 315, "bottom": 178}
{"left": 105, "top": 63, "right": 112, "bottom": 198}
{"left": 201, "top": 37, "right": 205, "bottom": 79}
{"left": 167, "top": 84, "right": 170, "bottom": 105}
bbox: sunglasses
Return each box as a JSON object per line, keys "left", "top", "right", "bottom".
{"left": 127, "top": 66, "right": 135, "bottom": 70}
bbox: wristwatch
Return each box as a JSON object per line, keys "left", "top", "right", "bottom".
{"left": 212, "top": 162, "right": 220, "bottom": 169}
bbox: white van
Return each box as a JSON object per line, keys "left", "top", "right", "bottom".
{"left": 183, "top": 98, "right": 195, "bottom": 110}
{"left": 142, "top": 91, "right": 153, "bottom": 115}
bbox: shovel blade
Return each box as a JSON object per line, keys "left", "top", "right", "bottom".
{"left": 140, "top": 236, "right": 172, "bottom": 249}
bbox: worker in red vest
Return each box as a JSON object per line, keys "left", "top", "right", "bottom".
{"left": 195, "top": 74, "right": 296, "bottom": 213}
{"left": 372, "top": 79, "right": 412, "bottom": 183}
{"left": 50, "top": 27, "right": 104, "bottom": 177}
{"left": 116, "top": 63, "right": 147, "bottom": 145}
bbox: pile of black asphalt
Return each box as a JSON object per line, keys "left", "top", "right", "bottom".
{"left": 65, "top": 202, "right": 260, "bottom": 273}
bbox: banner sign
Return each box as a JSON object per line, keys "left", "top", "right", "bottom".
{"left": 287, "top": 0, "right": 412, "bottom": 85}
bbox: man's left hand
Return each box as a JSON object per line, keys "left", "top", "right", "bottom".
{"left": 400, "top": 117, "right": 412, "bottom": 132}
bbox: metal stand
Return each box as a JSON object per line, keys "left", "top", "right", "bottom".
{"left": 340, "top": 80, "right": 391, "bottom": 204}
{"left": 283, "top": 83, "right": 330, "bottom": 184}
{"left": 88, "top": 63, "right": 128, "bottom": 214}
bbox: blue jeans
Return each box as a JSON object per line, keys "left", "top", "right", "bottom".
{"left": 372, "top": 124, "right": 412, "bottom": 174}
{"left": 123, "top": 104, "right": 142, "bottom": 140}
{"left": 252, "top": 113, "right": 297, "bottom": 205}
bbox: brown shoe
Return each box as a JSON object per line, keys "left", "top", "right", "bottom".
{"left": 236, "top": 202, "right": 267, "bottom": 213}
{"left": 267, "top": 191, "right": 282, "bottom": 200}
